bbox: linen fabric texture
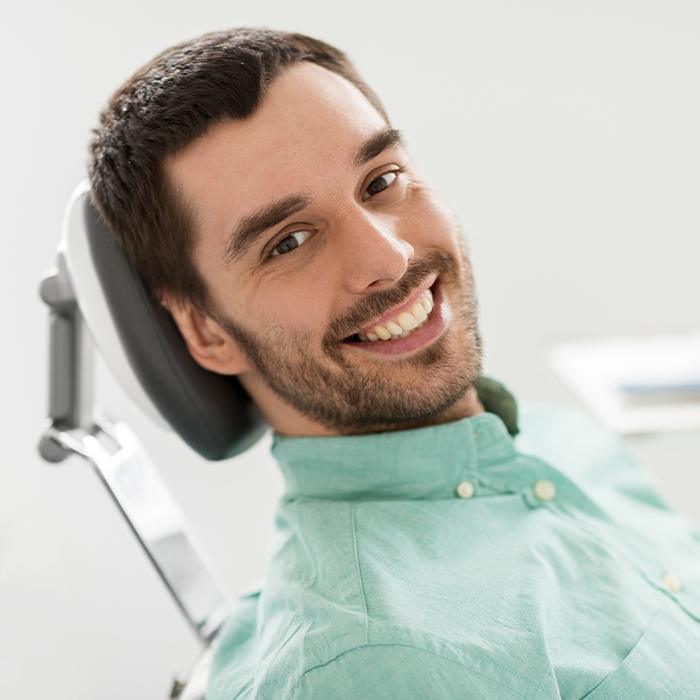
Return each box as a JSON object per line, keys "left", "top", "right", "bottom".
{"left": 206, "top": 391, "right": 700, "bottom": 699}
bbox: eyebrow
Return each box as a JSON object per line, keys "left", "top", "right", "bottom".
{"left": 222, "top": 126, "right": 405, "bottom": 265}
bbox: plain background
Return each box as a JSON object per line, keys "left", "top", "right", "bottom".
{"left": 1, "top": 1, "right": 699, "bottom": 698}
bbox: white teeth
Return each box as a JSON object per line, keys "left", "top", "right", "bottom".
{"left": 412, "top": 303, "right": 428, "bottom": 323}
{"left": 374, "top": 325, "right": 392, "bottom": 340}
{"left": 387, "top": 321, "right": 403, "bottom": 336}
{"left": 354, "top": 284, "right": 436, "bottom": 342}
{"left": 397, "top": 312, "right": 418, "bottom": 331}
{"left": 422, "top": 289, "right": 434, "bottom": 312}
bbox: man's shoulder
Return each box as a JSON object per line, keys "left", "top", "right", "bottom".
{"left": 244, "top": 634, "right": 557, "bottom": 700}
{"left": 284, "top": 640, "right": 553, "bottom": 699}
{"left": 516, "top": 402, "right": 642, "bottom": 479}
{"left": 515, "top": 401, "right": 674, "bottom": 513}
{"left": 206, "top": 594, "right": 557, "bottom": 700}
{"left": 515, "top": 401, "right": 620, "bottom": 456}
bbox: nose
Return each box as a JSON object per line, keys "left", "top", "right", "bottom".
{"left": 337, "top": 209, "right": 415, "bottom": 294}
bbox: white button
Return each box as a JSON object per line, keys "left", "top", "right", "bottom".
{"left": 661, "top": 572, "right": 684, "bottom": 593}
{"left": 456, "top": 480, "right": 474, "bottom": 499}
{"left": 533, "top": 479, "right": 556, "bottom": 501}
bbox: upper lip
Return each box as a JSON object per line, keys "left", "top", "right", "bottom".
{"left": 350, "top": 273, "right": 438, "bottom": 336}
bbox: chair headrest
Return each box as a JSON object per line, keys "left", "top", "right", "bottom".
{"left": 62, "top": 182, "right": 268, "bottom": 460}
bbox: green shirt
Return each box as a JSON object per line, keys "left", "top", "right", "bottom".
{"left": 206, "top": 396, "right": 700, "bottom": 699}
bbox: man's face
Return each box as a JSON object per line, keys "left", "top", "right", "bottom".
{"left": 165, "top": 61, "right": 482, "bottom": 435}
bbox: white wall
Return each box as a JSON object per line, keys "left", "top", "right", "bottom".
{"left": 2, "top": 1, "right": 698, "bottom": 698}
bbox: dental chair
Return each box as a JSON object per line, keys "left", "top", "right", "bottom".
{"left": 37, "top": 181, "right": 269, "bottom": 699}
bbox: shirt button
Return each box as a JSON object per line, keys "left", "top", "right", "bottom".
{"left": 661, "top": 572, "right": 684, "bottom": 593}
{"left": 456, "top": 480, "right": 474, "bottom": 499}
{"left": 533, "top": 479, "right": 556, "bottom": 501}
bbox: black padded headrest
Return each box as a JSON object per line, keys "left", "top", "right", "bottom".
{"left": 84, "top": 195, "right": 269, "bottom": 460}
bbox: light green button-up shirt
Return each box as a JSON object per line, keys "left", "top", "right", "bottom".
{"left": 206, "top": 398, "right": 700, "bottom": 699}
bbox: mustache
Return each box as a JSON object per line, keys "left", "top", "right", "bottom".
{"left": 327, "top": 249, "right": 454, "bottom": 343}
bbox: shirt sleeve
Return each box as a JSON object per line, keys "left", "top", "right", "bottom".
{"left": 288, "top": 643, "right": 547, "bottom": 699}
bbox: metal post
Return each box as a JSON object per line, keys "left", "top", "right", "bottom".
{"left": 37, "top": 252, "right": 230, "bottom": 647}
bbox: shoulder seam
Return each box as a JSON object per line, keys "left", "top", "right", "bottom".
{"left": 289, "top": 642, "right": 534, "bottom": 698}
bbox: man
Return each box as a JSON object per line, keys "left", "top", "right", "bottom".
{"left": 89, "top": 27, "right": 700, "bottom": 699}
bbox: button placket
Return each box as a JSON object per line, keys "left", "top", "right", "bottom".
{"left": 533, "top": 479, "right": 557, "bottom": 502}
{"left": 450, "top": 421, "right": 480, "bottom": 501}
{"left": 455, "top": 480, "right": 475, "bottom": 499}
{"left": 638, "top": 565, "right": 700, "bottom": 621}
{"left": 521, "top": 476, "right": 559, "bottom": 509}
{"left": 661, "top": 572, "right": 684, "bottom": 593}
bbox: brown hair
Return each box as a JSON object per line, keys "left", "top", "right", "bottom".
{"left": 88, "top": 27, "right": 391, "bottom": 312}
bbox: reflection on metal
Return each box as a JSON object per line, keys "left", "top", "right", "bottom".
{"left": 42, "top": 419, "right": 229, "bottom": 646}
{"left": 38, "top": 253, "right": 229, "bottom": 651}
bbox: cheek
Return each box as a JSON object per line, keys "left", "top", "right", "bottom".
{"left": 255, "top": 290, "right": 329, "bottom": 342}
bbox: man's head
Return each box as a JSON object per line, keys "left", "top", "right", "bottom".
{"left": 89, "top": 27, "right": 484, "bottom": 437}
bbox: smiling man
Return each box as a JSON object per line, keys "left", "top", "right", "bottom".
{"left": 160, "top": 58, "right": 484, "bottom": 437}
{"left": 89, "top": 27, "right": 700, "bottom": 700}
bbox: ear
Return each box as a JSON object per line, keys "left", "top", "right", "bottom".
{"left": 158, "top": 292, "right": 252, "bottom": 375}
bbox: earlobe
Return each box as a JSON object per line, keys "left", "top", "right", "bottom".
{"left": 159, "top": 294, "right": 251, "bottom": 375}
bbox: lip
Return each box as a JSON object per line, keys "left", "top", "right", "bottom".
{"left": 350, "top": 272, "right": 439, "bottom": 337}
{"left": 342, "top": 276, "right": 451, "bottom": 357}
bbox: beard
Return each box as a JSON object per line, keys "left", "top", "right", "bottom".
{"left": 212, "top": 234, "right": 483, "bottom": 435}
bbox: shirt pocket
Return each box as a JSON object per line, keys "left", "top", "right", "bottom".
{"left": 580, "top": 607, "right": 700, "bottom": 700}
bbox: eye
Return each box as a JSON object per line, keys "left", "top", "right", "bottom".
{"left": 266, "top": 168, "right": 404, "bottom": 260}
{"left": 361, "top": 168, "right": 402, "bottom": 201}
{"left": 269, "top": 229, "right": 312, "bottom": 258}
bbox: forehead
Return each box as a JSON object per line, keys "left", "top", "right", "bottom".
{"left": 165, "top": 62, "right": 388, "bottom": 240}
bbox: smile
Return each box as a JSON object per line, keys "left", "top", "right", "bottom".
{"left": 342, "top": 276, "right": 451, "bottom": 357}
{"left": 354, "top": 286, "right": 433, "bottom": 341}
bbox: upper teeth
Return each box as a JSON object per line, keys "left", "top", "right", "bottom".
{"left": 358, "top": 288, "right": 434, "bottom": 342}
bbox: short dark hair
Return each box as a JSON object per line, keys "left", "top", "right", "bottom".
{"left": 88, "top": 27, "right": 391, "bottom": 311}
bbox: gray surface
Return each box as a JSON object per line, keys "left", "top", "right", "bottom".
{"left": 83, "top": 194, "right": 267, "bottom": 460}
{"left": 2, "top": 2, "right": 698, "bottom": 699}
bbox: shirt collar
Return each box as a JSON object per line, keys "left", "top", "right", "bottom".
{"left": 270, "top": 377, "right": 520, "bottom": 501}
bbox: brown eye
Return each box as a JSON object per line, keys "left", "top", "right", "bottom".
{"left": 362, "top": 170, "right": 400, "bottom": 201}
{"left": 270, "top": 230, "right": 312, "bottom": 258}
{"left": 265, "top": 168, "right": 404, "bottom": 262}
